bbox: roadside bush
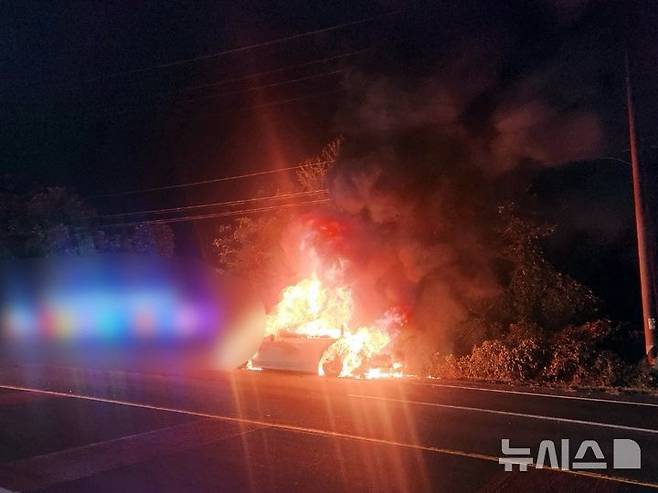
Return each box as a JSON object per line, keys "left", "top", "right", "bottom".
{"left": 543, "top": 320, "right": 632, "bottom": 386}
{"left": 430, "top": 336, "right": 547, "bottom": 383}
{"left": 589, "top": 351, "right": 625, "bottom": 387}
{"left": 627, "top": 360, "right": 658, "bottom": 389}
{"left": 543, "top": 337, "right": 589, "bottom": 383}
{"left": 453, "top": 318, "right": 504, "bottom": 356}
{"left": 505, "top": 321, "right": 543, "bottom": 344}
{"left": 429, "top": 318, "right": 650, "bottom": 389}
{"left": 428, "top": 354, "right": 462, "bottom": 380}
{"left": 462, "top": 340, "right": 515, "bottom": 381}
{"left": 509, "top": 337, "right": 546, "bottom": 381}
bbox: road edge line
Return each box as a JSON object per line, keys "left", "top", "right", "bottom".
{"left": 1, "top": 384, "right": 657, "bottom": 491}
{"left": 413, "top": 382, "right": 658, "bottom": 408}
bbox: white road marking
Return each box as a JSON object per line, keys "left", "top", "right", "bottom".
{"left": 349, "top": 393, "right": 658, "bottom": 435}
{"left": 412, "top": 381, "right": 658, "bottom": 408}
{"left": 0, "top": 383, "right": 657, "bottom": 490}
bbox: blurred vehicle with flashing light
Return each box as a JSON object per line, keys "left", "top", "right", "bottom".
{"left": 0, "top": 255, "right": 265, "bottom": 372}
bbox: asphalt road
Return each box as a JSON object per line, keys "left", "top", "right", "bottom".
{"left": 0, "top": 365, "right": 656, "bottom": 492}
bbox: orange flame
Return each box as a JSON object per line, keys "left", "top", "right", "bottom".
{"left": 264, "top": 274, "right": 403, "bottom": 378}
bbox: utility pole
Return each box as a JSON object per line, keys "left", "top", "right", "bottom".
{"left": 625, "top": 49, "right": 657, "bottom": 366}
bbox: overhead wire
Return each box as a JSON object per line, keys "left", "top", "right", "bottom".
{"left": 169, "top": 49, "right": 367, "bottom": 95}
{"left": 83, "top": 11, "right": 398, "bottom": 82}
{"left": 90, "top": 161, "right": 332, "bottom": 198}
{"left": 99, "top": 198, "right": 332, "bottom": 228}
{"left": 178, "top": 69, "right": 345, "bottom": 104}
{"left": 85, "top": 48, "right": 366, "bottom": 116}
{"left": 100, "top": 189, "right": 328, "bottom": 218}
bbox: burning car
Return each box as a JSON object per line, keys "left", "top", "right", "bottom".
{"left": 248, "top": 275, "right": 405, "bottom": 378}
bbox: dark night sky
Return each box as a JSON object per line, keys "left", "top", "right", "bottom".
{"left": 1, "top": 1, "right": 634, "bottom": 193}
{"left": 1, "top": 1, "right": 657, "bottom": 323}
{"left": 1, "top": 1, "right": 393, "bottom": 195}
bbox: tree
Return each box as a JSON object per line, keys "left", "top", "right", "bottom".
{"left": 0, "top": 179, "right": 174, "bottom": 258}
{"left": 296, "top": 138, "right": 342, "bottom": 192}
{"left": 214, "top": 215, "right": 292, "bottom": 304}
{"left": 1, "top": 185, "right": 96, "bottom": 258}
{"left": 86, "top": 225, "right": 174, "bottom": 257}
{"left": 213, "top": 139, "right": 342, "bottom": 302}
{"left": 451, "top": 205, "right": 600, "bottom": 355}
{"left": 493, "top": 205, "right": 599, "bottom": 331}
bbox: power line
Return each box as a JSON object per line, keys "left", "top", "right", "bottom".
{"left": 86, "top": 49, "right": 368, "bottom": 117}
{"left": 76, "top": 148, "right": 644, "bottom": 202}
{"left": 95, "top": 84, "right": 346, "bottom": 123}
{"left": 85, "top": 11, "right": 398, "bottom": 82}
{"left": 99, "top": 68, "right": 346, "bottom": 119}
{"left": 100, "top": 198, "right": 332, "bottom": 228}
{"left": 90, "top": 162, "right": 332, "bottom": 198}
{"left": 170, "top": 49, "right": 367, "bottom": 95}
{"left": 179, "top": 69, "right": 344, "bottom": 105}
{"left": 100, "top": 189, "right": 328, "bottom": 218}
{"left": 190, "top": 87, "right": 346, "bottom": 121}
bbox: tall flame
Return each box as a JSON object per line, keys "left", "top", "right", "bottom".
{"left": 264, "top": 274, "right": 403, "bottom": 378}
{"left": 265, "top": 275, "right": 350, "bottom": 339}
